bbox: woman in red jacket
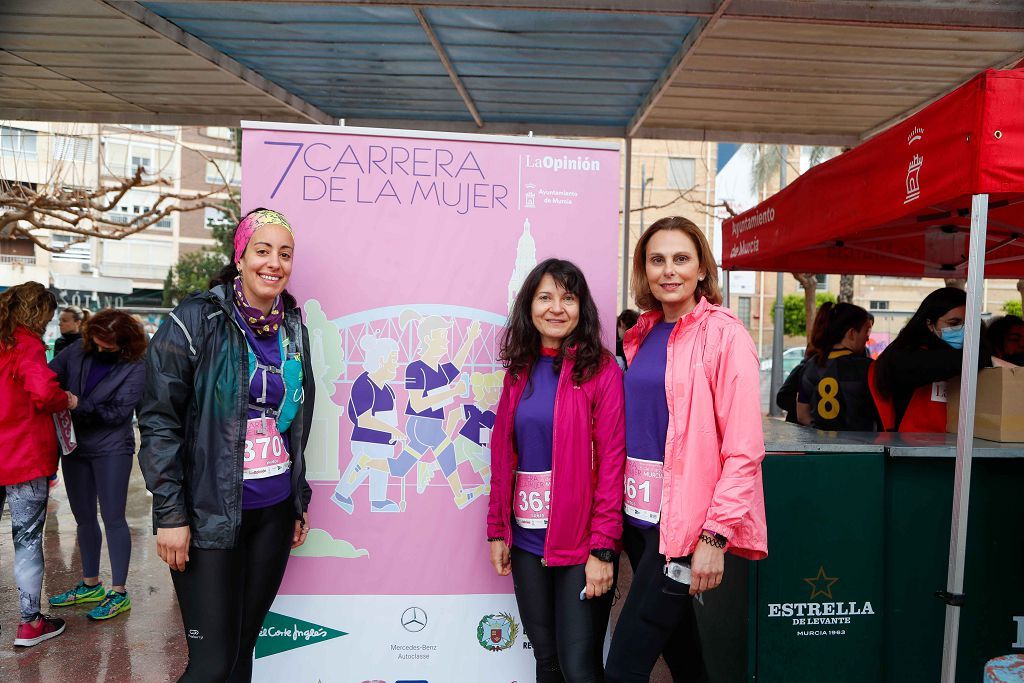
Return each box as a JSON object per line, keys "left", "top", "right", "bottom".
{"left": 0, "top": 282, "right": 73, "bottom": 647}
{"left": 486, "top": 258, "right": 625, "bottom": 683}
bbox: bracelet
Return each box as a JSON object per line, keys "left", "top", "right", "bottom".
{"left": 699, "top": 532, "right": 727, "bottom": 549}
{"left": 487, "top": 536, "right": 505, "bottom": 543}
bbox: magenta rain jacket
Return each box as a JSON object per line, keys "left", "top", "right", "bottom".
{"left": 623, "top": 298, "right": 768, "bottom": 561}
{"left": 486, "top": 352, "right": 626, "bottom": 566}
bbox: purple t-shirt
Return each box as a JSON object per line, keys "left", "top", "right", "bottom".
{"left": 624, "top": 321, "right": 673, "bottom": 529}
{"left": 235, "top": 305, "right": 292, "bottom": 510}
{"left": 511, "top": 356, "right": 558, "bottom": 556}
{"left": 83, "top": 353, "right": 116, "bottom": 397}
{"left": 349, "top": 372, "right": 396, "bottom": 444}
{"left": 459, "top": 404, "right": 495, "bottom": 446}
{"left": 405, "top": 360, "right": 459, "bottom": 419}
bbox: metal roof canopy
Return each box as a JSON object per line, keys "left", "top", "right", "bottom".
{"left": 1, "top": 0, "right": 1023, "bottom": 145}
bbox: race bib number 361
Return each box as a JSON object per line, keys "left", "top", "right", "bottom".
{"left": 624, "top": 457, "right": 664, "bottom": 524}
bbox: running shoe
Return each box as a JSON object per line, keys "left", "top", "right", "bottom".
{"left": 49, "top": 581, "right": 105, "bottom": 606}
{"left": 331, "top": 491, "right": 354, "bottom": 514}
{"left": 14, "top": 614, "right": 65, "bottom": 647}
{"left": 87, "top": 591, "right": 131, "bottom": 621}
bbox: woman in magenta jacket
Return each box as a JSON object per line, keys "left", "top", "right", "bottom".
{"left": 0, "top": 282, "right": 73, "bottom": 647}
{"left": 606, "top": 217, "right": 768, "bottom": 683}
{"left": 486, "top": 258, "right": 625, "bottom": 683}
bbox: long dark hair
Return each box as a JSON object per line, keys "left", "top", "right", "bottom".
{"left": 810, "top": 302, "right": 871, "bottom": 366}
{"left": 499, "top": 258, "right": 607, "bottom": 385}
{"left": 986, "top": 314, "right": 1024, "bottom": 357}
{"left": 874, "top": 287, "right": 966, "bottom": 398}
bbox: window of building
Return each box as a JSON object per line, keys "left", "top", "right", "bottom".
{"left": 108, "top": 189, "right": 172, "bottom": 229}
{"left": 50, "top": 233, "right": 92, "bottom": 262}
{"left": 869, "top": 300, "right": 890, "bottom": 311}
{"left": 54, "top": 135, "right": 95, "bottom": 163}
{"left": 204, "top": 206, "right": 227, "bottom": 229}
{"left": 206, "top": 127, "right": 232, "bottom": 140}
{"left": 103, "top": 139, "right": 173, "bottom": 179}
{"left": 736, "top": 296, "right": 752, "bottom": 327}
{"left": 666, "top": 157, "right": 696, "bottom": 191}
{"left": 206, "top": 159, "right": 241, "bottom": 186}
{"left": 1, "top": 126, "right": 38, "bottom": 159}
{"left": 814, "top": 274, "right": 828, "bottom": 287}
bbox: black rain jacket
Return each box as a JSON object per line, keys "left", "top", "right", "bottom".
{"left": 138, "top": 284, "right": 314, "bottom": 549}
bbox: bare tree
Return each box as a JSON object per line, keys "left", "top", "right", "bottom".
{"left": 793, "top": 273, "right": 818, "bottom": 336}
{"left": 838, "top": 274, "right": 855, "bottom": 303}
{"left": 1, "top": 167, "right": 232, "bottom": 253}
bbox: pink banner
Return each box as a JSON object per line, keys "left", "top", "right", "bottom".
{"left": 242, "top": 124, "right": 620, "bottom": 600}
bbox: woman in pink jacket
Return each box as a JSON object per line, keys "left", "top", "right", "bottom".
{"left": 0, "top": 282, "right": 73, "bottom": 647}
{"left": 486, "top": 258, "right": 625, "bottom": 683}
{"left": 606, "top": 217, "right": 767, "bottom": 683}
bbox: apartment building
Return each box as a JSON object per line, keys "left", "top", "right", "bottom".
{"left": 0, "top": 121, "right": 237, "bottom": 312}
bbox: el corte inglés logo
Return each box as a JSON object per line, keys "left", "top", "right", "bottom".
{"left": 256, "top": 611, "right": 347, "bottom": 658}
{"left": 477, "top": 612, "right": 519, "bottom": 652}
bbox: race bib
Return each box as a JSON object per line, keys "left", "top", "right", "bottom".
{"left": 931, "top": 381, "right": 948, "bottom": 403}
{"left": 624, "top": 457, "right": 664, "bottom": 523}
{"left": 479, "top": 426, "right": 492, "bottom": 446}
{"left": 514, "top": 470, "right": 551, "bottom": 529}
{"left": 243, "top": 417, "right": 291, "bottom": 480}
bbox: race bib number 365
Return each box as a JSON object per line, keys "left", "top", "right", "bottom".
{"left": 514, "top": 470, "right": 552, "bottom": 529}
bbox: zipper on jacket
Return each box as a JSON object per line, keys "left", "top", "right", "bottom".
{"left": 540, "top": 362, "right": 569, "bottom": 567}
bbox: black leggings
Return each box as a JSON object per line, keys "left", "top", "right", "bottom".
{"left": 605, "top": 523, "right": 705, "bottom": 683}
{"left": 171, "top": 498, "right": 294, "bottom": 683}
{"left": 511, "top": 545, "right": 615, "bottom": 683}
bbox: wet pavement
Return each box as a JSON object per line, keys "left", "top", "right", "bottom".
{"left": 0, "top": 454, "right": 671, "bottom": 683}
{"left": 0, "top": 460, "right": 185, "bottom": 682}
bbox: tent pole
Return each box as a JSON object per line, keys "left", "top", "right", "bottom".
{"left": 940, "top": 192, "right": 988, "bottom": 683}
{"left": 723, "top": 269, "right": 731, "bottom": 308}
{"left": 621, "top": 136, "right": 633, "bottom": 312}
{"left": 768, "top": 144, "right": 788, "bottom": 418}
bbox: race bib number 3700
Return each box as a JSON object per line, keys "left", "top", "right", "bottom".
{"left": 243, "top": 417, "right": 291, "bottom": 480}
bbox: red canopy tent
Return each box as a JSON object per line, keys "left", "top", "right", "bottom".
{"left": 722, "top": 68, "right": 1024, "bottom": 278}
{"left": 721, "top": 67, "right": 1024, "bottom": 683}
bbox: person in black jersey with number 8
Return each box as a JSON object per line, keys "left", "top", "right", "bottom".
{"left": 795, "top": 302, "right": 879, "bottom": 431}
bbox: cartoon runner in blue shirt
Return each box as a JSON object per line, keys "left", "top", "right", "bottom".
{"left": 443, "top": 370, "right": 503, "bottom": 491}
{"left": 394, "top": 311, "right": 484, "bottom": 509}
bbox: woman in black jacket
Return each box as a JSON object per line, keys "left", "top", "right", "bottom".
{"left": 48, "top": 309, "right": 147, "bottom": 620}
{"left": 52, "top": 306, "right": 89, "bottom": 357}
{"left": 138, "top": 208, "right": 315, "bottom": 682}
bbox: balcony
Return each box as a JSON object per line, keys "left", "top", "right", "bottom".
{"left": 101, "top": 261, "right": 172, "bottom": 281}
{"left": 0, "top": 254, "right": 36, "bottom": 266}
{"left": 107, "top": 212, "right": 172, "bottom": 230}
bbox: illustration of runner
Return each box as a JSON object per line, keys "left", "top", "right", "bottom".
{"left": 332, "top": 334, "right": 408, "bottom": 514}
{"left": 442, "top": 370, "right": 504, "bottom": 492}
{"left": 398, "top": 310, "right": 485, "bottom": 509}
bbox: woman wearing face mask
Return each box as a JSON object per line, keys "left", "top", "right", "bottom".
{"left": 53, "top": 306, "right": 90, "bottom": 358}
{"left": 795, "top": 302, "right": 879, "bottom": 431}
{"left": 487, "top": 258, "right": 625, "bottom": 683}
{"left": 48, "top": 310, "right": 147, "bottom": 620}
{"left": 138, "top": 208, "right": 315, "bottom": 682}
{"left": 871, "top": 287, "right": 991, "bottom": 433}
{"left": 605, "top": 217, "right": 767, "bottom": 683}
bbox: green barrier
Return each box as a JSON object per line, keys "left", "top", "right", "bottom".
{"left": 754, "top": 451, "right": 885, "bottom": 682}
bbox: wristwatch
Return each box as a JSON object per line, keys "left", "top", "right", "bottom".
{"left": 590, "top": 548, "right": 616, "bottom": 563}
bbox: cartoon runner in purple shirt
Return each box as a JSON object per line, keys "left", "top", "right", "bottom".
{"left": 332, "top": 334, "right": 410, "bottom": 513}
{"left": 443, "top": 370, "right": 503, "bottom": 490}
{"left": 395, "top": 310, "right": 485, "bottom": 509}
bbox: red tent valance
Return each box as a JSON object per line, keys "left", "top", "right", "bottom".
{"left": 722, "top": 68, "right": 1024, "bottom": 278}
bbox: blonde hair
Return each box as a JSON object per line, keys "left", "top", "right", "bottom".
{"left": 470, "top": 370, "right": 504, "bottom": 395}
{"left": 631, "top": 216, "right": 722, "bottom": 311}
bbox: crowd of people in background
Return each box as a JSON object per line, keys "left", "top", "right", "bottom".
{"left": 0, "top": 205, "right": 1018, "bottom": 681}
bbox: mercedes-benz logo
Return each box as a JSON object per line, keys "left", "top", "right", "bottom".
{"left": 401, "top": 606, "right": 427, "bottom": 632}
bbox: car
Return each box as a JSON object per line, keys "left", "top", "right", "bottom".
{"left": 760, "top": 346, "right": 806, "bottom": 376}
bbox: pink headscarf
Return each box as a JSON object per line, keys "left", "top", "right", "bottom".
{"left": 233, "top": 209, "right": 294, "bottom": 263}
